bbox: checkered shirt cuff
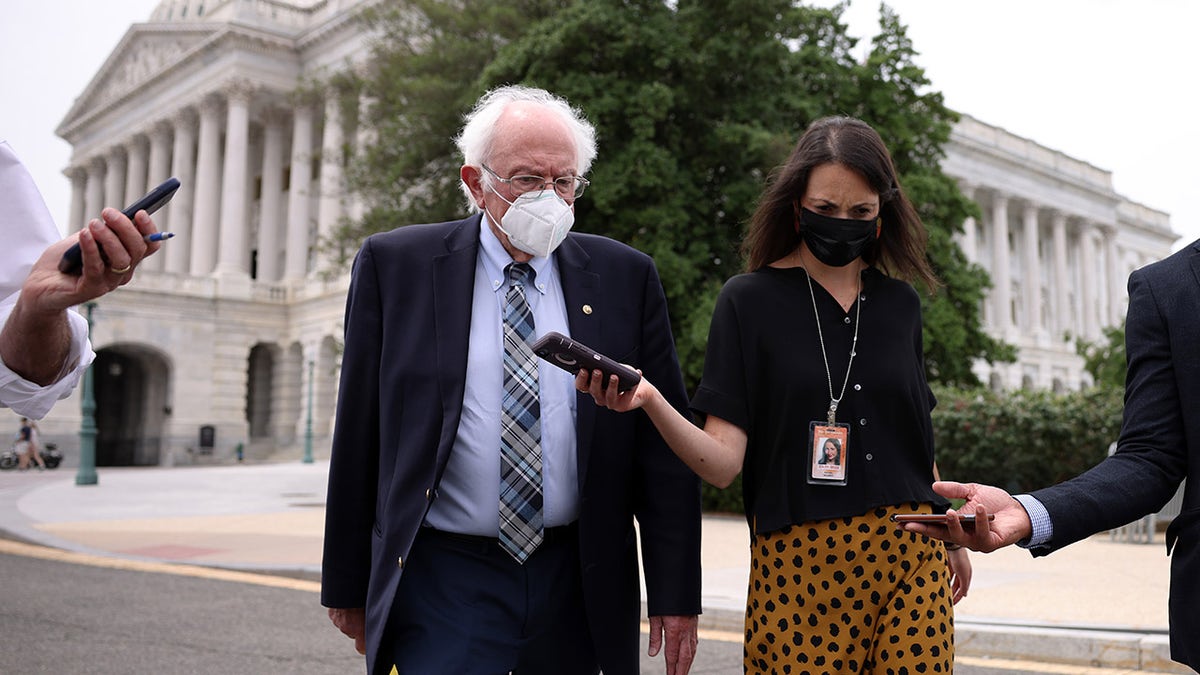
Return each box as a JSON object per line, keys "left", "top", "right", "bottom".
{"left": 1014, "top": 493, "right": 1054, "bottom": 548}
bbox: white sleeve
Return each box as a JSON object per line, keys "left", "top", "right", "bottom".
{"left": 0, "top": 293, "right": 96, "bottom": 420}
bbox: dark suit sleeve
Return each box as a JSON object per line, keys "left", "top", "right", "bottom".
{"left": 1029, "top": 267, "right": 1189, "bottom": 554}
{"left": 631, "top": 261, "right": 703, "bottom": 616}
{"left": 321, "top": 239, "right": 383, "bottom": 608}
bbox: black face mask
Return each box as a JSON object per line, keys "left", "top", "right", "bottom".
{"left": 798, "top": 207, "right": 880, "bottom": 268}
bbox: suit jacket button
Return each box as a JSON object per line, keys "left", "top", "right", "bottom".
{"left": 425, "top": 488, "right": 433, "bottom": 500}
{"left": 397, "top": 556, "right": 404, "bottom": 569}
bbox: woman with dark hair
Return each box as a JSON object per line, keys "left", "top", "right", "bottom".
{"left": 579, "top": 115, "right": 970, "bottom": 673}
{"left": 818, "top": 437, "right": 841, "bottom": 465}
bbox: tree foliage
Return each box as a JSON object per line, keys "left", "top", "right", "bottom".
{"left": 335, "top": 0, "right": 1014, "bottom": 387}
{"left": 1074, "top": 322, "right": 1127, "bottom": 389}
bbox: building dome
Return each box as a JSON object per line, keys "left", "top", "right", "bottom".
{"left": 149, "top": 0, "right": 212, "bottom": 22}
{"left": 148, "top": 0, "right": 324, "bottom": 23}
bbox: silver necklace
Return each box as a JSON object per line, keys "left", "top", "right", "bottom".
{"left": 803, "top": 268, "right": 861, "bottom": 425}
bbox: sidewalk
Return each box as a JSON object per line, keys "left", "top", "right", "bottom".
{"left": 0, "top": 462, "right": 1189, "bottom": 673}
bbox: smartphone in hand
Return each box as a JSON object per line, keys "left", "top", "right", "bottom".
{"left": 531, "top": 331, "right": 642, "bottom": 392}
{"left": 58, "top": 177, "right": 181, "bottom": 275}
{"left": 890, "top": 513, "right": 996, "bottom": 526}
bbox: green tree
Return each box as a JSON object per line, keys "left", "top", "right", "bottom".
{"left": 335, "top": 0, "right": 1013, "bottom": 388}
{"left": 1074, "top": 322, "right": 1127, "bottom": 389}
{"left": 331, "top": 0, "right": 572, "bottom": 269}
{"left": 845, "top": 4, "right": 1014, "bottom": 383}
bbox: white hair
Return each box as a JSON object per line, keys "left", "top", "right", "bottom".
{"left": 455, "top": 85, "right": 597, "bottom": 212}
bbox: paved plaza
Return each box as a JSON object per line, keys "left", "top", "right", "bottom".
{"left": 0, "top": 461, "right": 1189, "bottom": 673}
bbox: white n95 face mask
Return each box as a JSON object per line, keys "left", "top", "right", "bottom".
{"left": 487, "top": 187, "right": 575, "bottom": 258}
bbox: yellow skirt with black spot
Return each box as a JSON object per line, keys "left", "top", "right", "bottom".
{"left": 744, "top": 504, "right": 954, "bottom": 674}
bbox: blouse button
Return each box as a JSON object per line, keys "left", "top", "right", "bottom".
{"left": 843, "top": 317, "right": 851, "bottom": 324}
{"left": 853, "top": 384, "right": 861, "bottom": 391}
{"left": 859, "top": 418, "right": 867, "bottom": 426}
{"left": 865, "top": 453, "right": 874, "bottom": 461}
{"left": 859, "top": 294, "right": 866, "bottom": 302}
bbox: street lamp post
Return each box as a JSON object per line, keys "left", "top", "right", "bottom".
{"left": 303, "top": 359, "right": 314, "bottom": 464}
{"left": 76, "top": 302, "right": 98, "bottom": 486}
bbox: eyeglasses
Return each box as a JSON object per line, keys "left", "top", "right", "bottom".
{"left": 481, "top": 164, "right": 590, "bottom": 199}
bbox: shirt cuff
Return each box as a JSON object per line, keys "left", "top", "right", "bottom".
{"left": 0, "top": 306, "right": 95, "bottom": 420}
{"left": 1014, "top": 493, "right": 1053, "bottom": 548}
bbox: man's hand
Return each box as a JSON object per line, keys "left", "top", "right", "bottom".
{"left": 1, "top": 208, "right": 162, "bottom": 385}
{"left": 23, "top": 208, "right": 160, "bottom": 314}
{"left": 327, "top": 607, "right": 367, "bottom": 655}
{"left": 898, "top": 481, "right": 1034, "bottom": 553}
{"left": 647, "top": 614, "right": 698, "bottom": 675}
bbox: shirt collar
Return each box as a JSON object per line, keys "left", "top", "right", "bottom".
{"left": 479, "top": 214, "right": 551, "bottom": 296}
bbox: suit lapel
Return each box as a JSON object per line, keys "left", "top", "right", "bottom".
{"left": 556, "top": 236, "right": 601, "bottom": 491}
{"left": 433, "top": 215, "right": 482, "bottom": 470}
{"left": 1188, "top": 240, "right": 1200, "bottom": 291}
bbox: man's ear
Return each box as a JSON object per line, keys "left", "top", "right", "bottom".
{"left": 461, "top": 165, "right": 486, "bottom": 208}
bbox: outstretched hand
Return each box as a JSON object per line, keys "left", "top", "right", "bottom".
{"left": 21, "top": 208, "right": 161, "bottom": 314}
{"left": 898, "top": 481, "right": 1034, "bottom": 553}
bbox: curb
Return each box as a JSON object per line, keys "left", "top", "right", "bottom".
{"left": 647, "top": 604, "right": 1191, "bottom": 674}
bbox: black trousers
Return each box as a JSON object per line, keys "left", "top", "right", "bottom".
{"left": 385, "top": 524, "right": 599, "bottom": 675}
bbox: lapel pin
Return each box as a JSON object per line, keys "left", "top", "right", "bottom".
{"left": 582, "top": 304, "right": 593, "bottom": 315}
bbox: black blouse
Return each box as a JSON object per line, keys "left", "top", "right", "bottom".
{"left": 691, "top": 266, "right": 948, "bottom": 534}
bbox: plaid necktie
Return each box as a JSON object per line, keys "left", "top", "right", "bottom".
{"left": 499, "top": 262, "right": 543, "bottom": 562}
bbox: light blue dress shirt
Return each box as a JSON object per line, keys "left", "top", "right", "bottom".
{"left": 423, "top": 217, "right": 579, "bottom": 536}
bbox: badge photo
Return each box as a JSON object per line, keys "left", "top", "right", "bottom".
{"left": 808, "top": 422, "right": 849, "bottom": 485}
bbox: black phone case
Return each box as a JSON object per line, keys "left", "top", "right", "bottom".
{"left": 530, "top": 331, "right": 641, "bottom": 391}
{"left": 57, "top": 177, "right": 181, "bottom": 275}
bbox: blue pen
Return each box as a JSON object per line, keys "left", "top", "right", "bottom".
{"left": 145, "top": 232, "right": 174, "bottom": 242}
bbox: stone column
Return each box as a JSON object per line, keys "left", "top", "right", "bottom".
{"left": 68, "top": 168, "right": 87, "bottom": 234}
{"left": 124, "top": 136, "right": 149, "bottom": 209}
{"left": 348, "top": 92, "right": 375, "bottom": 223}
{"left": 216, "top": 85, "right": 252, "bottom": 277}
{"left": 144, "top": 125, "right": 173, "bottom": 272}
{"left": 1079, "top": 224, "right": 1098, "bottom": 339}
{"left": 959, "top": 184, "right": 978, "bottom": 263}
{"left": 85, "top": 159, "right": 106, "bottom": 230}
{"left": 257, "top": 109, "right": 287, "bottom": 282}
{"left": 1104, "top": 227, "right": 1123, "bottom": 326}
{"left": 168, "top": 112, "right": 197, "bottom": 275}
{"left": 1021, "top": 202, "right": 1041, "bottom": 337}
{"left": 1051, "top": 211, "right": 1069, "bottom": 338}
{"left": 316, "top": 91, "right": 345, "bottom": 276}
{"left": 104, "top": 149, "right": 126, "bottom": 212}
{"left": 990, "top": 193, "right": 1012, "bottom": 337}
{"left": 191, "top": 95, "right": 224, "bottom": 276}
{"left": 285, "top": 103, "right": 314, "bottom": 280}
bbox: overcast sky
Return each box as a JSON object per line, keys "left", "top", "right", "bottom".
{"left": 4, "top": 0, "right": 1197, "bottom": 252}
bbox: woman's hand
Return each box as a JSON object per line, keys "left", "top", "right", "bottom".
{"left": 575, "top": 367, "right": 657, "bottom": 413}
{"left": 945, "top": 546, "right": 972, "bottom": 604}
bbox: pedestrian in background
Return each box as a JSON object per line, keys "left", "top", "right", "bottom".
{"left": 15, "top": 416, "right": 45, "bottom": 471}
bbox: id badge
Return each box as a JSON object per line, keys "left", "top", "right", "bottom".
{"left": 807, "top": 422, "right": 849, "bottom": 485}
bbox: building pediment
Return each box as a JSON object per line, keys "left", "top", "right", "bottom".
{"left": 58, "top": 25, "right": 220, "bottom": 136}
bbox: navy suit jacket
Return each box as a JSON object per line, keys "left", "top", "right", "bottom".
{"left": 1031, "top": 240, "right": 1199, "bottom": 670}
{"left": 320, "top": 214, "right": 702, "bottom": 675}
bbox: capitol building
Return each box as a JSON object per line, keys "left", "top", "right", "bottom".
{"left": 37, "top": 0, "right": 1178, "bottom": 465}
